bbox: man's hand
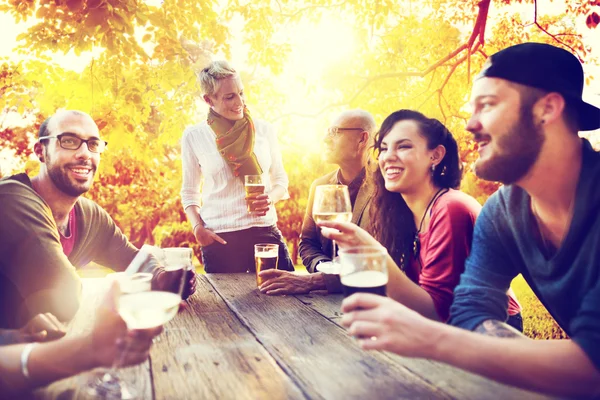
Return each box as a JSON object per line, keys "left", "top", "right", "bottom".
{"left": 259, "top": 270, "right": 325, "bottom": 295}
{"left": 318, "top": 221, "right": 381, "bottom": 249}
{"left": 152, "top": 267, "right": 198, "bottom": 300}
{"left": 246, "top": 194, "right": 272, "bottom": 217}
{"left": 340, "top": 293, "right": 440, "bottom": 357}
{"left": 193, "top": 224, "right": 227, "bottom": 247}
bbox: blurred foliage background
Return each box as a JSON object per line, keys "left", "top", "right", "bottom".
{"left": 2, "top": 0, "right": 599, "bottom": 339}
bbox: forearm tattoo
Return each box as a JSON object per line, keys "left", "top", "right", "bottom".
{"left": 474, "top": 320, "right": 525, "bottom": 338}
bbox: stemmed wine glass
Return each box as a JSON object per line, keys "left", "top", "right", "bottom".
{"left": 312, "top": 184, "right": 352, "bottom": 273}
{"left": 79, "top": 249, "right": 187, "bottom": 399}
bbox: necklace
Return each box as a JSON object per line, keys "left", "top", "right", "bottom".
{"left": 413, "top": 187, "right": 449, "bottom": 258}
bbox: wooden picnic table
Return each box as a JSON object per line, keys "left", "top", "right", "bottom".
{"left": 33, "top": 274, "right": 559, "bottom": 400}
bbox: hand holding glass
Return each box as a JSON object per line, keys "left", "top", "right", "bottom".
{"left": 80, "top": 249, "right": 186, "bottom": 399}
{"left": 245, "top": 175, "right": 266, "bottom": 213}
{"left": 313, "top": 185, "right": 352, "bottom": 272}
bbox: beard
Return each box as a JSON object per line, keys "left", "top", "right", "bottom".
{"left": 45, "top": 150, "right": 96, "bottom": 197}
{"left": 473, "top": 106, "right": 544, "bottom": 184}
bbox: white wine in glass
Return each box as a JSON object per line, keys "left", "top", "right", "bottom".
{"left": 118, "top": 291, "right": 181, "bottom": 329}
{"left": 312, "top": 185, "right": 352, "bottom": 270}
{"left": 80, "top": 249, "right": 186, "bottom": 400}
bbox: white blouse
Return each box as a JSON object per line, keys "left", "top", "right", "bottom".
{"left": 180, "top": 119, "right": 289, "bottom": 233}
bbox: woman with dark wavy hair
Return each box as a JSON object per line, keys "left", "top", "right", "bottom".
{"left": 321, "top": 109, "right": 521, "bottom": 326}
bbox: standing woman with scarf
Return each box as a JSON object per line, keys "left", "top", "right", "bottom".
{"left": 181, "top": 61, "right": 294, "bottom": 273}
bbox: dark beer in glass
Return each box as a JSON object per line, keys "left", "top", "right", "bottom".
{"left": 338, "top": 246, "right": 388, "bottom": 298}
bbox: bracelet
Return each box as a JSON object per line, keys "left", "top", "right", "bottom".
{"left": 21, "top": 342, "right": 37, "bottom": 380}
{"left": 192, "top": 222, "right": 203, "bottom": 232}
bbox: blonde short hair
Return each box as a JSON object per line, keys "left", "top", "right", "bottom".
{"left": 198, "top": 60, "right": 237, "bottom": 96}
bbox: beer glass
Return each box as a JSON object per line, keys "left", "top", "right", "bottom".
{"left": 162, "top": 247, "right": 195, "bottom": 298}
{"left": 338, "top": 246, "right": 388, "bottom": 298}
{"left": 312, "top": 185, "right": 352, "bottom": 272}
{"left": 254, "top": 243, "right": 279, "bottom": 286}
{"left": 245, "top": 174, "right": 265, "bottom": 213}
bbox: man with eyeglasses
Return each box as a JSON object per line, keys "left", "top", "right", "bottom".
{"left": 258, "top": 109, "right": 376, "bottom": 295}
{"left": 0, "top": 110, "right": 196, "bottom": 333}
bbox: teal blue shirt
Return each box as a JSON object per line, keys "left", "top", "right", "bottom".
{"left": 449, "top": 139, "right": 600, "bottom": 371}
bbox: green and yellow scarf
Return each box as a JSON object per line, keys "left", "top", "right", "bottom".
{"left": 208, "top": 107, "right": 263, "bottom": 178}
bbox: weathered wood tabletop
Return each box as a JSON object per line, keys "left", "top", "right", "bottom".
{"left": 33, "top": 274, "right": 558, "bottom": 400}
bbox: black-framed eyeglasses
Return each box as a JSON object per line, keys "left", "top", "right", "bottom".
{"left": 39, "top": 134, "right": 108, "bottom": 154}
{"left": 326, "top": 126, "right": 364, "bottom": 138}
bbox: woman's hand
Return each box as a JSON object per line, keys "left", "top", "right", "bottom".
{"left": 317, "top": 221, "right": 382, "bottom": 249}
{"left": 87, "top": 282, "right": 163, "bottom": 368}
{"left": 246, "top": 194, "right": 272, "bottom": 217}
{"left": 340, "top": 293, "right": 439, "bottom": 358}
{"left": 193, "top": 224, "right": 227, "bottom": 247}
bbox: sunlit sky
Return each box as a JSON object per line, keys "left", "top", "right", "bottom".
{"left": 1, "top": 0, "right": 599, "bottom": 172}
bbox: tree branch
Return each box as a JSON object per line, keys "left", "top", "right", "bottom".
{"left": 524, "top": 0, "right": 583, "bottom": 61}
{"left": 273, "top": 0, "right": 492, "bottom": 121}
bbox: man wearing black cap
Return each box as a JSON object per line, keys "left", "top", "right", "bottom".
{"left": 338, "top": 42, "right": 600, "bottom": 397}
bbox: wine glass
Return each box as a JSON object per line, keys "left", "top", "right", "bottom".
{"left": 312, "top": 184, "right": 352, "bottom": 273}
{"left": 79, "top": 250, "right": 186, "bottom": 399}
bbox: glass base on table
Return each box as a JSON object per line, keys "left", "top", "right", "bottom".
{"left": 78, "top": 369, "right": 139, "bottom": 400}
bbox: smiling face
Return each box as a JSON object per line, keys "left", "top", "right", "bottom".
{"left": 377, "top": 119, "right": 438, "bottom": 194}
{"left": 40, "top": 112, "right": 101, "bottom": 197}
{"left": 205, "top": 75, "right": 245, "bottom": 121}
{"left": 467, "top": 77, "right": 545, "bottom": 184}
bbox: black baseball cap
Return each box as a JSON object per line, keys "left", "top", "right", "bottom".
{"left": 478, "top": 42, "right": 600, "bottom": 131}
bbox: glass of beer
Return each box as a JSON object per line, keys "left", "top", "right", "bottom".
{"left": 338, "top": 246, "right": 388, "bottom": 298}
{"left": 254, "top": 243, "right": 279, "bottom": 286}
{"left": 162, "top": 247, "right": 195, "bottom": 299}
{"left": 245, "top": 174, "right": 265, "bottom": 213}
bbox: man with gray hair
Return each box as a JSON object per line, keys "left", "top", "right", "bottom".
{"left": 258, "top": 109, "right": 376, "bottom": 294}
